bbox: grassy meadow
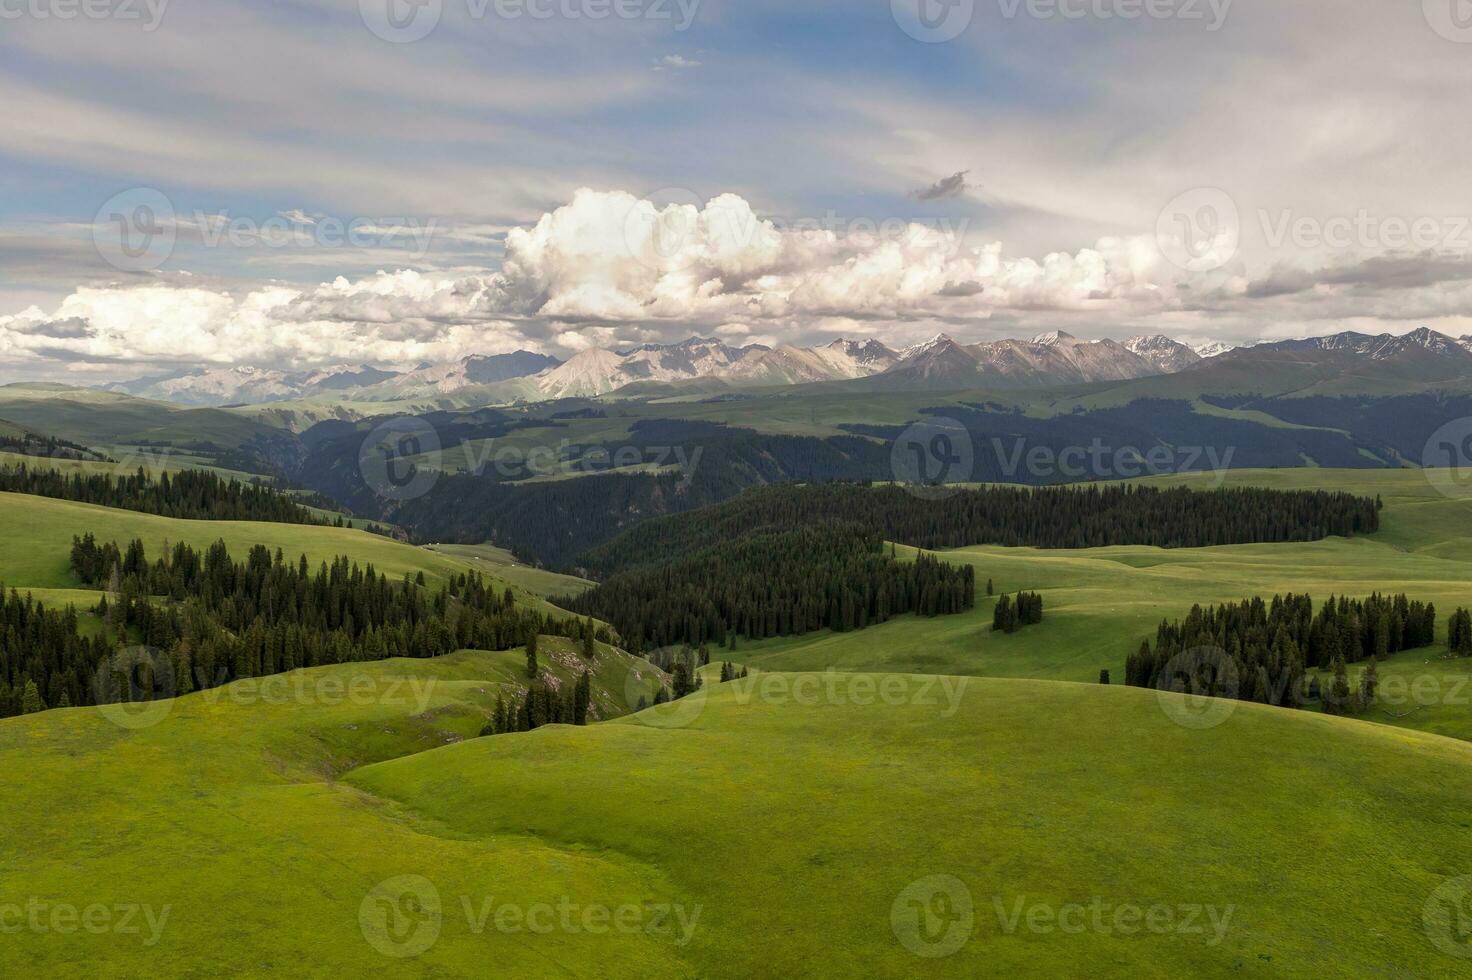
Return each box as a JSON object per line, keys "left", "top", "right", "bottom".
{"left": 3, "top": 466, "right": 1472, "bottom": 975}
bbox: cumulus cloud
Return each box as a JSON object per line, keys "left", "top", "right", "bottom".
{"left": 5, "top": 188, "right": 1472, "bottom": 381}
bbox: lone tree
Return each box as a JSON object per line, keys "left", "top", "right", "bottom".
{"left": 1099, "top": 669, "right": 1110, "bottom": 685}
{"left": 526, "top": 633, "right": 540, "bottom": 679}
{"left": 582, "top": 618, "right": 595, "bottom": 658}
{"left": 20, "top": 680, "right": 44, "bottom": 715}
{"left": 574, "top": 671, "right": 591, "bottom": 725}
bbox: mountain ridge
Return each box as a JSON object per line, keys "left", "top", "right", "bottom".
{"left": 88, "top": 327, "right": 1472, "bottom": 407}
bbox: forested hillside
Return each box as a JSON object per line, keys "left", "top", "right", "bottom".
{"left": 563, "top": 525, "right": 974, "bottom": 649}
{"left": 0, "top": 536, "right": 594, "bottom": 718}
{"left": 0, "top": 463, "right": 333, "bottom": 525}
{"left": 581, "top": 482, "right": 1381, "bottom": 574}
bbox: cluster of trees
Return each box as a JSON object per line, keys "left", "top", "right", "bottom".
{"left": 0, "top": 588, "right": 110, "bottom": 716}
{"left": 581, "top": 483, "right": 1380, "bottom": 575}
{"left": 0, "top": 535, "right": 586, "bottom": 719}
{"left": 992, "top": 591, "right": 1043, "bottom": 633}
{"left": 0, "top": 429, "right": 107, "bottom": 462}
{"left": 1124, "top": 592, "right": 1439, "bottom": 713}
{"left": 1449, "top": 607, "right": 1472, "bottom": 656}
{"left": 718, "top": 661, "right": 750, "bottom": 682}
{"left": 0, "top": 464, "right": 330, "bottom": 525}
{"left": 482, "top": 671, "right": 592, "bottom": 734}
{"left": 562, "top": 525, "right": 974, "bottom": 650}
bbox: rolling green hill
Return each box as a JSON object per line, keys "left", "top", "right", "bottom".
{"left": 424, "top": 542, "right": 593, "bottom": 598}
{"left": 4, "top": 466, "right": 1472, "bottom": 975}
{"left": 2, "top": 660, "right": 1470, "bottom": 976}
{"left": 0, "top": 492, "right": 562, "bottom": 619}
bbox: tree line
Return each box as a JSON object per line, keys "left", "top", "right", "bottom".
{"left": 0, "top": 463, "right": 332, "bottom": 526}
{"left": 560, "top": 525, "right": 974, "bottom": 651}
{"left": 580, "top": 482, "right": 1380, "bottom": 574}
{"left": 0, "top": 429, "right": 109, "bottom": 462}
{"left": 1125, "top": 592, "right": 1441, "bottom": 714}
{"left": 0, "top": 535, "right": 588, "bottom": 718}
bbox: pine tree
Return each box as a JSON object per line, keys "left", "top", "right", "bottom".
{"left": 526, "top": 633, "right": 540, "bottom": 678}
{"left": 1327, "top": 655, "right": 1352, "bottom": 715}
{"left": 574, "top": 671, "right": 591, "bottom": 725}
{"left": 671, "top": 661, "right": 694, "bottom": 699}
{"left": 1359, "top": 658, "right": 1379, "bottom": 710}
{"left": 20, "top": 680, "right": 43, "bottom": 715}
{"left": 986, "top": 578, "right": 994, "bottom": 597}
{"left": 582, "top": 618, "right": 595, "bottom": 658}
{"left": 1099, "top": 669, "right": 1110, "bottom": 684}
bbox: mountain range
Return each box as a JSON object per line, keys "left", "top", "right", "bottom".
{"left": 101, "top": 328, "right": 1472, "bottom": 407}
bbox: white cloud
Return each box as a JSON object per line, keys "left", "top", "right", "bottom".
{"left": 5, "top": 187, "right": 1472, "bottom": 381}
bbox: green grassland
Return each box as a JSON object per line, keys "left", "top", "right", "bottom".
{"left": 0, "top": 493, "right": 559, "bottom": 623}
{"left": 0, "top": 447, "right": 262, "bottom": 482}
{"left": 0, "top": 640, "right": 682, "bottom": 978}
{"left": 0, "top": 384, "right": 277, "bottom": 450}
{"left": 5, "top": 467, "right": 1472, "bottom": 975}
{"left": 424, "top": 543, "right": 593, "bottom": 598}
{"left": 3, "top": 660, "right": 1471, "bottom": 976}
{"left": 0, "top": 491, "right": 473, "bottom": 590}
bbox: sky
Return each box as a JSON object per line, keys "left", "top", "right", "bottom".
{"left": 4, "top": 0, "right": 1472, "bottom": 383}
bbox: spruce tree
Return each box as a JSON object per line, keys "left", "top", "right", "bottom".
{"left": 1327, "top": 655, "right": 1351, "bottom": 715}
{"left": 526, "top": 633, "right": 540, "bottom": 678}
{"left": 1099, "top": 669, "right": 1110, "bottom": 685}
{"left": 574, "top": 671, "right": 591, "bottom": 725}
{"left": 20, "top": 680, "right": 43, "bottom": 715}
{"left": 1359, "top": 658, "right": 1379, "bottom": 710}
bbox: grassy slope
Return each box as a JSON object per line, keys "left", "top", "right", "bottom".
{"left": 0, "top": 493, "right": 569, "bottom": 622}
{"left": 0, "top": 447, "right": 262, "bottom": 481}
{"left": 0, "top": 385, "right": 274, "bottom": 449}
{"left": 0, "top": 641, "right": 682, "bottom": 978}
{"left": 3, "top": 661, "right": 1469, "bottom": 976}
{"left": 0, "top": 491, "right": 476, "bottom": 589}
{"left": 424, "top": 542, "right": 593, "bottom": 598}
{"left": 345, "top": 676, "right": 1472, "bottom": 977}
{"left": 3, "top": 468, "right": 1472, "bottom": 974}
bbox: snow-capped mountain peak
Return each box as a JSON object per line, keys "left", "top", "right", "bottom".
{"left": 1124, "top": 335, "right": 1203, "bottom": 373}
{"left": 899, "top": 334, "right": 960, "bottom": 361}
{"left": 1031, "top": 330, "right": 1076, "bottom": 347}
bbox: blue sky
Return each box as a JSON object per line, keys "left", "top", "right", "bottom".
{"left": 3, "top": 0, "right": 1472, "bottom": 380}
